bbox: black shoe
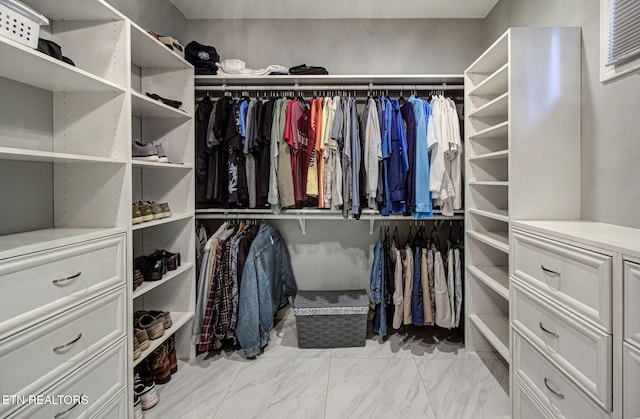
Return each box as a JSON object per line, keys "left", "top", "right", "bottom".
{"left": 134, "top": 256, "right": 166, "bottom": 281}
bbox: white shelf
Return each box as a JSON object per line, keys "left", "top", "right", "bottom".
{"left": 469, "top": 92, "right": 509, "bottom": 118}
{"left": 196, "top": 208, "right": 465, "bottom": 220}
{"left": 469, "top": 63, "right": 509, "bottom": 97}
{"left": 0, "top": 147, "right": 126, "bottom": 165}
{"left": 132, "top": 160, "right": 192, "bottom": 170}
{"left": 131, "top": 91, "right": 191, "bottom": 119}
{"left": 130, "top": 23, "right": 192, "bottom": 70}
{"left": 0, "top": 228, "right": 125, "bottom": 260}
{"left": 468, "top": 150, "right": 509, "bottom": 161}
{"left": 466, "top": 31, "right": 509, "bottom": 78}
{"left": 468, "top": 314, "right": 510, "bottom": 362}
{"left": 195, "top": 74, "right": 464, "bottom": 87}
{"left": 132, "top": 213, "right": 194, "bottom": 230}
{"left": 467, "top": 230, "right": 509, "bottom": 253}
{"left": 133, "top": 263, "right": 194, "bottom": 299}
{"left": 467, "top": 265, "right": 509, "bottom": 300}
{"left": 133, "top": 311, "right": 194, "bottom": 367}
{"left": 468, "top": 181, "right": 509, "bottom": 187}
{"left": 0, "top": 37, "right": 125, "bottom": 93}
{"left": 468, "top": 208, "right": 509, "bottom": 223}
{"left": 22, "top": 0, "right": 124, "bottom": 20}
{"left": 469, "top": 121, "right": 509, "bottom": 140}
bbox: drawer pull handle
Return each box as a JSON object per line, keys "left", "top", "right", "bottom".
{"left": 544, "top": 378, "right": 565, "bottom": 400}
{"left": 52, "top": 333, "right": 82, "bottom": 353}
{"left": 539, "top": 322, "right": 559, "bottom": 338}
{"left": 54, "top": 396, "right": 82, "bottom": 418}
{"left": 540, "top": 265, "right": 560, "bottom": 277}
{"left": 52, "top": 271, "right": 82, "bottom": 285}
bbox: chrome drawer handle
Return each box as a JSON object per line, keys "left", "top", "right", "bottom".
{"left": 52, "top": 271, "right": 82, "bottom": 285}
{"left": 544, "top": 378, "right": 565, "bottom": 400}
{"left": 52, "top": 333, "right": 82, "bottom": 353}
{"left": 540, "top": 265, "right": 560, "bottom": 277}
{"left": 54, "top": 396, "right": 82, "bottom": 418}
{"left": 539, "top": 322, "right": 559, "bottom": 338}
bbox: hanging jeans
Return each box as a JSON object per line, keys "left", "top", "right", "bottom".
{"left": 370, "top": 240, "right": 387, "bottom": 337}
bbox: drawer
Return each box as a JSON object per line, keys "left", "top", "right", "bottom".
{"left": 513, "top": 331, "right": 609, "bottom": 419}
{"left": 6, "top": 339, "right": 126, "bottom": 419}
{"left": 512, "top": 280, "right": 612, "bottom": 410}
{"left": 624, "top": 342, "right": 640, "bottom": 419}
{"left": 0, "top": 287, "right": 125, "bottom": 414}
{"left": 513, "top": 376, "right": 553, "bottom": 419}
{"left": 0, "top": 233, "right": 125, "bottom": 339}
{"left": 624, "top": 261, "right": 640, "bottom": 349}
{"left": 512, "top": 230, "right": 612, "bottom": 332}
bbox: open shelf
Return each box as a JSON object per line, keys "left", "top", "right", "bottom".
{"left": 468, "top": 208, "right": 509, "bottom": 223}
{"left": 131, "top": 91, "right": 191, "bottom": 119}
{"left": 133, "top": 263, "right": 194, "bottom": 299}
{"left": 469, "top": 181, "right": 509, "bottom": 187}
{"left": 469, "top": 121, "right": 509, "bottom": 140}
{"left": 467, "top": 265, "right": 509, "bottom": 300}
{"left": 466, "top": 31, "right": 508, "bottom": 82}
{"left": 468, "top": 150, "right": 509, "bottom": 161}
{"left": 469, "top": 92, "right": 509, "bottom": 118}
{"left": 469, "top": 313, "right": 510, "bottom": 362}
{"left": 130, "top": 23, "right": 192, "bottom": 70}
{"left": 0, "top": 37, "right": 125, "bottom": 93}
{"left": 0, "top": 147, "right": 126, "bottom": 165}
{"left": 133, "top": 311, "right": 194, "bottom": 367}
{"left": 132, "top": 161, "right": 192, "bottom": 170}
{"left": 195, "top": 74, "right": 465, "bottom": 87}
{"left": 132, "top": 213, "right": 193, "bottom": 230}
{"left": 195, "top": 208, "right": 465, "bottom": 220}
{"left": 467, "top": 230, "right": 509, "bottom": 253}
{"left": 469, "top": 63, "right": 509, "bottom": 97}
{"left": 22, "top": 0, "right": 124, "bottom": 20}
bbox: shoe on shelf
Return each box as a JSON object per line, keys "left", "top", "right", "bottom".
{"left": 133, "top": 269, "right": 145, "bottom": 291}
{"left": 133, "top": 336, "right": 142, "bottom": 361}
{"left": 133, "top": 394, "right": 145, "bottom": 419}
{"left": 134, "top": 373, "right": 159, "bottom": 411}
{"left": 134, "top": 327, "right": 150, "bottom": 351}
{"left": 167, "top": 334, "right": 178, "bottom": 374}
{"left": 159, "top": 202, "right": 172, "bottom": 218}
{"left": 134, "top": 201, "right": 154, "bottom": 222}
{"left": 132, "top": 205, "right": 144, "bottom": 225}
{"left": 150, "top": 249, "right": 181, "bottom": 271}
{"left": 136, "top": 313, "right": 165, "bottom": 340}
{"left": 147, "top": 310, "right": 173, "bottom": 329}
{"left": 148, "top": 343, "right": 172, "bottom": 384}
{"left": 145, "top": 201, "right": 165, "bottom": 220}
{"left": 134, "top": 255, "right": 166, "bottom": 281}
{"left": 145, "top": 92, "right": 183, "bottom": 110}
{"left": 132, "top": 140, "right": 159, "bottom": 161}
{"left": 155, "top": 143, "right": 169, "bottom": 163}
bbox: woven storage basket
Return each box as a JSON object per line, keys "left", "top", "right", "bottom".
{"left": 0, "top": 0, "right": 48, "bottom": 49}
{"left": 293, "top": 289, "right": 369, "bottom": 348}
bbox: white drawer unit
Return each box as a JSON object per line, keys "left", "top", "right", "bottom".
{"left": 624, "top": 261, "right": 640, "bottom": 350}
{"left": 513, "top": 331, "right": 609, "bottom": 419}
{"left": 513, "top": 376, "right": 553, "bottom": 419}
{"left": 512, "top": 280, "right": 612, "bottom": 410}
{"left": 624, "top": 342, "right": 640, "bottom": 419}
{"left": 0, "top": 287, "right": 125, "bottom": 415}
{"left": 512, "top": 230, "right": 612, "bottom": 332}
{"left": 0, "top": 233, "right": 125, "bottom": 339}
{"left": 6, "top": 339, "right": 127, "bottom": 419}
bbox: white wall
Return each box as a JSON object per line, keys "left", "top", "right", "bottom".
{"left": 485, "top": 0, "right": 640, "bottom": 228}
{"left": 186, "top": 18, "right": 484, "bottom": 73}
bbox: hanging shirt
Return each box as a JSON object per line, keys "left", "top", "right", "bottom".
{"left": 433, "top": 249, "right": 452, "bottom": 328}
{"left": 421, "top": 248, "right": 434, "bottom": 325}
{"left": 402, "top": 246, "right": 414, "bottom": 325}
{"left": 454, "top": 247, "right": 463, "bottom": 328}
{"left": 411, "top": 245, "right": 424, "bottom": 326}
{"left": 409, "top": 96, "right": 433, "bottom": 218}
{"left": 401, "top": 101, "right": 417, "bottom": 214}
{"left": 364, "top": 98, "right": 382, "bottom": 209}
{"left": 350, "top": 99, "right": 362, "bottom": 219}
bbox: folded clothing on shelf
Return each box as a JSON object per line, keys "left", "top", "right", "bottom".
{"left": 215, "top": 59, "right": 289, "bottom": 76}
{"left": 288, "top": 64, "right": 328, "bottom": 75}
{"left": 145, "top": 93, "right": 183, "bottom": 110}
{"left": 36, "top": 38, "right": 75, "bottom": 66}
{"left": 185, "top": 40, "right": 220, "bottom": 75}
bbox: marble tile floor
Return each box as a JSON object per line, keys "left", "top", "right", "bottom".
{"left": 144, "top": 317, "right": 510, "bottom": 419}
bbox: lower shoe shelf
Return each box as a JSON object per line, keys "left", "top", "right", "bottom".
{"left": 134, "top": 311, "right": 194, "bottom": 367}
{"left": 469, "top": 313, "right": 509, "bottom": 362}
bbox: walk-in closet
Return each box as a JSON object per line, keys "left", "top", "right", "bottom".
{"left": 1, "top": 0, "right": 639, "bottom": 418}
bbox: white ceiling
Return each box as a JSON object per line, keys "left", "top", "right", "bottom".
{"left": 169, "top": 0, "right": 500, "bottom": 20}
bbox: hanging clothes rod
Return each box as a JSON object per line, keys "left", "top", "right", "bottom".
{"left": 194, "top": 83, "right": 464, "bottom": 92}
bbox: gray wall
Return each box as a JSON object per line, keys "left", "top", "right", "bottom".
{"left": 186, "top": 19, "right": 484, "bottom": 73}
{"left": 107, "top": 0, "right": 187, "bottom": 42}
{"left": 485, "top": 0, "right": 640, "bottom": 228}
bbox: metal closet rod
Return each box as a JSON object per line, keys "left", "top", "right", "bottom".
{"left": 194, "top": 83, "right": 464, "bottom": 92}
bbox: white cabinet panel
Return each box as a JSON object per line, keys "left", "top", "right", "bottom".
{"left": 624, "top": 261, "right": 640, "bottom": 350}
{"left": 624, "top": 343, "right": 640, "bottom": 419}
{"left": 513, "top": 331, "right": 609, "bottom": 419}
{"left": 0, "top": 288, "right": 125, "bottom": 415}
{"left": 512, "top": 281, "right": 612, "bottom": 410}
{"left": 512, "top": 230, "right": 612, "bottom": 332}
{"left": 0, "top": 234, "right": 125, "bottom": 338}
{"left": 513, "top": 376, "right": 553, "bottom": 419}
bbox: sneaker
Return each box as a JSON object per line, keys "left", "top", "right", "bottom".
{"left": 147, "top": 310, "right": 173, "bottom": 329}
{"left": 149, "top": 249, "right": 181, "bottom": 271}
{"left": 159, "top": 202, "right": 172, "bottom": 218}
{"left": 134, "top": 201, "right": 154, "bottom": 222}
{"left": 132, "top": 141, "right": 159, "bottom": 161}
{"left": 133, "top": 336, "right": 142, "bottom": 361}
{"left": 134, "top": 256, "right": 166, "bottom": 281}
{"left": 133, "top": 269, "right": 145, "bottom": 291}
{"left": 155, "top": 143, "right": 169, "bottom": 163}
{"left": 132, "top": 204, "right": 144, "bottom": 224}
{"left": 146, "top": 201, "right": 166, "bottom": 219}
{"left": 134, "top": 374, "right": 159, "bottom": 411}
{"left": 133, "top": 394, "right": 145, "bottom": 418}
{"left": 136, "top": 313, "right": 165, "bottom": 340}
{"left": 134, "top": 327, "right": 150, "bottom": 351}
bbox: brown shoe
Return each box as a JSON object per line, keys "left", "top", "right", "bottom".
{"left": 148, "top": 310, "right": 172, "bottom": 329}
{"left": 149, "top": 343, "right": 171, "bottom": 384}
{"left": 167, "top": 335, "right": 178, "bottom": 374}
{"left": 133, "top": 336, "right": 141, "bottom": 360}
{"left": 136, "top": 314, "right": 164, "bottom": 340}
{"left": 134, "top": 327, "right": 150, "bottom": 351}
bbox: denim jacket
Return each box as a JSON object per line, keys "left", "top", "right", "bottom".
{"left": 236, "top": 222, "right": 297, "bottom": 357}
